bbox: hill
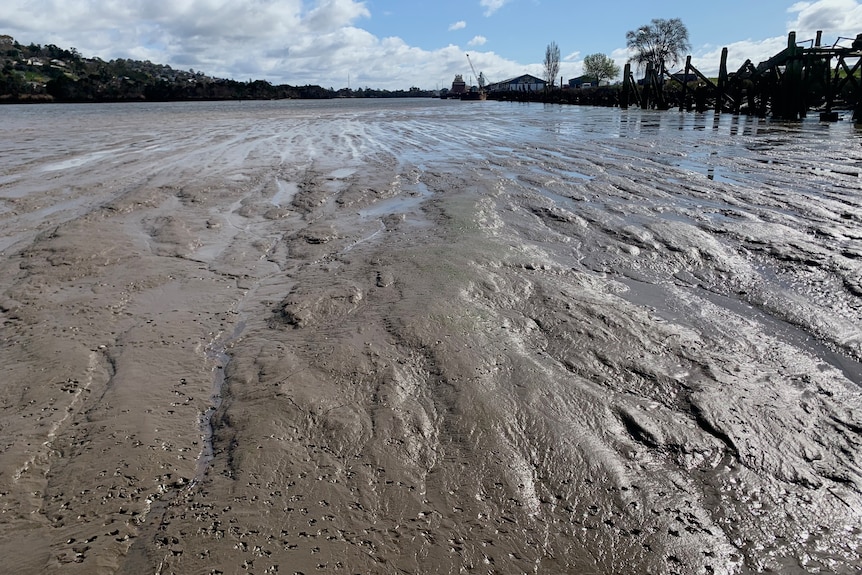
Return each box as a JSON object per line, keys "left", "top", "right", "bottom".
{"left": 0, "top": 34, "right": 332, "bottom": 103}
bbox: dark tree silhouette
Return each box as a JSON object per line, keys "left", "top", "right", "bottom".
{"left": 626, "top": 18, "right": 690, "bottom": 76}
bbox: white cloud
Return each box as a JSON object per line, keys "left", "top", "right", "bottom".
{"left": 306, "top": 0, "right": 370, "bottom": 32}
{"left": 786, "top": 0, "right": 862, "bottom": 38}
{"left": 0, "top": 1, "right": 514, "bottom": 88}
{"left": 480, "top": 0, "right": 509, "bottom": 17}
{"left": 686, "top": 1, "right": 862, "bottom": 77}
{"left": 691, "top": 37, "right": 789, "bottom": 76}
{"left": 11, "top": 0, "right": 855, "bottom": 92}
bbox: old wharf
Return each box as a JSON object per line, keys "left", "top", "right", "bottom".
{"left": 621, "top": 31, "right": 862, "bottom": 121}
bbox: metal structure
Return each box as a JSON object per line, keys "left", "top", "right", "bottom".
{"left": 464, "top": 54, "right": 487, "bottom": 100}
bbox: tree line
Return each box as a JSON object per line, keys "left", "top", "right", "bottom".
{"left": 0, "top": 37, "right": 437, "bottom": 103}
{"left": 543, "top": 18, "right": 691, "bottom": 87}
{"left": 1, "top": 20, "right": 692, "bottom": 104}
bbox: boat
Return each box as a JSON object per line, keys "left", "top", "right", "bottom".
{"left": 443, "top": 74, "right": 467, "bottom": 99}
{"left": 460, "top": 88, "right": 487, "bottom": 101}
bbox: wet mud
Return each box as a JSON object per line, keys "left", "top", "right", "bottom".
{"left": 1, "top": 100, "right": 861, "bottom": 574}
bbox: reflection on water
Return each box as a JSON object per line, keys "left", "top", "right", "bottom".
{"left": 2, "top": 98, "right": 860, "bottom": 256}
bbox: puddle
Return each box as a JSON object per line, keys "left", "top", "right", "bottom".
{"left": 328, "top": 167, "right": 356, "bottom": 179}
{"left": 618, "top": 276, "right": 862, "bottom": 387}
{"left": 358, "top": 180, "right": 433, "bottom": 219}
{"left": 671, "top": 157, "right": 744, "bottom": 185}
{"left": 194, "top": 320, "right": 247, "bottom": 484}
{"left": 272, "top": 179, "right": 299, "bottom": 206}
{"left": 40, "top": 149, "right": 119, "bottom": 172}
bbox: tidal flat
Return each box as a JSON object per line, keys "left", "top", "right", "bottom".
{"left": 1, "top": 99, "right": 861, "bottom": 574}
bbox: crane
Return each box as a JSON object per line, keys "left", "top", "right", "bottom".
{"left": 465, "top": 54, "right": 487, "bottom": 99}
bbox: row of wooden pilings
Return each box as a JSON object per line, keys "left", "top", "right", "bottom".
{"left": 620, "top": 31, "right": 862, "bottom": 121}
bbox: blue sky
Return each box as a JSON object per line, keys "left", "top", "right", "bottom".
{"left": 3, "top": 0, "right": 861, "bottom": 89}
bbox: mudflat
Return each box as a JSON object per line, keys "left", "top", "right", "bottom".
{"left": 1, "top": 100, "right": 861, "bottom": 574}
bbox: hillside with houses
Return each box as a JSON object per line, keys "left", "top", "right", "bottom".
{"left": 0, "top": 34, "right": 335, "bottom": 103}
{"left": 0, "top": 35, "right": 444, "bottom": 103}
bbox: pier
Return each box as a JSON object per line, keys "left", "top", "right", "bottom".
{"left": 621, "top": 31, "right": 862, "bottom": 121}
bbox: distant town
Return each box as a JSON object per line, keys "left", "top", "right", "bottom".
{"left": 4, "top": 28, "right": 860, "bottom": 122}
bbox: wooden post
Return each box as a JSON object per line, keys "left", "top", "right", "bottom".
{"left": 642, "top": 63, "right": 653, "bottom": 109}
{"left": 717, "top": 48, "right": 728, "bottom": 112}
{"left": 680, "top": 56, "right": 691, "bottom": 111}
{"left": 621, "top": 63, "right": 631, "bottom": 108}
{"left": 814, "top": 30, "right": 838, "bottom": 122}
{"left": 654, "top": 63, "right": 668, "bottom": 110}
{"left": 821, "top": 56, "right": 839, "bottom": 121}
{"left": 778, "top": 31, "right": 804, "bottom": 119}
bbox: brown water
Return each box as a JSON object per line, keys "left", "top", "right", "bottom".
{"left": 1, "top": 99, "right": 861, "bottom": 574}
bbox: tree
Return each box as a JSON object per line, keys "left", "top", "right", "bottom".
{"left": 543, "top": 41, "right": 560, "bottom": 88}
{"left": 582, "top": 53, "right": 620, "bottom": 86}
{"left": 625, "top": 18, "right": 690, "bottom": 76}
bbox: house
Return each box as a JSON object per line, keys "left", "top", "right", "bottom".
{"left": 569, "top": 75, "right": 612, "bottom": 88}
{"left": 486, "top": 74, "right": 547, "bottom": 93}
{"left": 568, "top": 75, "right": 592, "bottom": 88}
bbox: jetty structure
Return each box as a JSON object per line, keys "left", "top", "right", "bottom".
{"left": 620, "top": 31, "right": 862, "bottom": 121}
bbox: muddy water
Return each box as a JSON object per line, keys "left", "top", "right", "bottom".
{"left": 1, "top": 99, "right": 861, "bottom": 574}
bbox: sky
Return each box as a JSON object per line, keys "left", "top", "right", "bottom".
{"left": 2, "top": 0, "right": 862, "bottom": 90}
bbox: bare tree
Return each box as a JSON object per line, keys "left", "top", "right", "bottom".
{"left": 625, "top": 18, "right": 690, "bottom": 76}
{"left": 543, "top": 41, "right": 560, "bottom": 88}
{"left": 582, "top": 53, "right": 620, "bottom": 86}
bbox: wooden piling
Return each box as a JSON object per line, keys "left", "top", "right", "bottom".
{"left": 642, "top": 63, "right": 653, "bottom": 109}
{"left": 670, "top": 31, "right": 858, "bottom": 120}
{"left": 680, "top": 56, "right": 691, "bottom": 111}
{"left": 630, "top": 69, "right": 642, "bottom": 108}
{"left": 621, "top": 63, "right": 631, "bottom": 109}
{"left": 778, "top": 32, "right": 805, "bottom": 119}
{"left": 717, "top": 48, "right": 729, "bottom": 112}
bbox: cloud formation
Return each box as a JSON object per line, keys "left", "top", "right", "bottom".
{"left": 480, "top": 0, "right": 510, "bottom": 17}
{"left": 687, "top": 0, "right": 862, "bottom": 75}
{"left": 2, "top": 0, "right": 859, "bottom": 91}
{"left": 0, "top": 0, "right": 445, "bottom": 89}
{"left": 787, "top": 0, "right": 862, "bottom": 39}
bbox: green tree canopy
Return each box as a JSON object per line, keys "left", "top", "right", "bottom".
{"left": 582, "top": 53, "right": 620, "bottom": 86}
{"left": 626, "top": 18, "right": 691, "bottom": 75}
